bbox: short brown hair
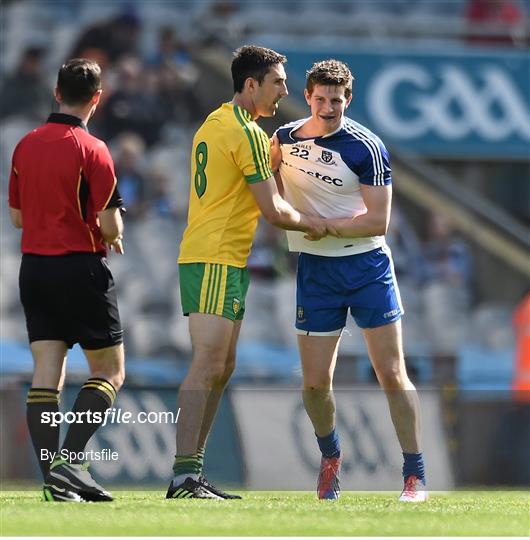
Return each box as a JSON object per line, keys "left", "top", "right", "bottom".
{"left": 232, "top": 45, "right": 286, "bottom": 93}
{"left": 306, "top": 59, "right": 354, "bottom": 99}
{"left": 57, "top": 58, "right": 102, "bottom": 106}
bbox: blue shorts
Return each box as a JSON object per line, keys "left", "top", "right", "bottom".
{"left": 295, "top": 247, "right": 404, "bottom": 333}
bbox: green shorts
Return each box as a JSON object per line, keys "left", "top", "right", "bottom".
{"left": 179, "top": 263, "right": 249, "bottom": 321}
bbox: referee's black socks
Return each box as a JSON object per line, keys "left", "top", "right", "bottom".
{"left": 60, "top": 377, "right": 117, "bottom": 460}
{"left": 26, "top": 388, "right": 60, "bottom": 478}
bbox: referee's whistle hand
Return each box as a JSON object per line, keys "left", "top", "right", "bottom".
{"left": 107, "top": 239, "right": 124, "bottom": 254}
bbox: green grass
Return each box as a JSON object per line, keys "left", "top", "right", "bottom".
{"left": 1, "top": 490, "right": 529, "bottom": 536}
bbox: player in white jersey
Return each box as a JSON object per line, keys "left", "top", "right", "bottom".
{"left": 271, "top": 60, "right": 427, "bottom": 502}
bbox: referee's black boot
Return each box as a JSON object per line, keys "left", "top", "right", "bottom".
{"left": 45, "top": 459, "right": 113, "bottom": 502}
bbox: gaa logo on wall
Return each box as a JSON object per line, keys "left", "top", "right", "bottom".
{"left": 367, "top": 63, "right": 530, "bottom": 142}
{"left": 284, "top": 47, "right": 529, "bottom": 158}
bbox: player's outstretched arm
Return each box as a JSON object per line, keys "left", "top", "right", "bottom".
{"left": 273, "top": 171, "right": 285, "bottom": 197}
{"left": 326, "top": 184, "right": 392, "bottom": 238}
{"left": 249, "top": 176, "right": 326, "bottom": 240}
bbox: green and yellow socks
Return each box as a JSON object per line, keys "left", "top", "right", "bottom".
{"left": 172, "top": 447, "right": 205, "bottom": 486}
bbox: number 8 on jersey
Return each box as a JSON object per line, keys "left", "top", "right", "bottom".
{"left": 194, "top": 141, "right": 208, "bottom": 198}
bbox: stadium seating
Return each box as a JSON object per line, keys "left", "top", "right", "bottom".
{"left": 1, "top": 0, "right": 524, "bottom": 387}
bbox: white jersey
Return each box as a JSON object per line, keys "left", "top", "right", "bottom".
{"left": 276, "top": 116, "right": 392, "bottom": 257}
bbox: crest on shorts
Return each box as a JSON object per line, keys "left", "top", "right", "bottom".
{"left": 297, "top": 305, "right": 304, "bottom": 320}
{"left": 232, "top": 298, "right": 241, "bottom": 315}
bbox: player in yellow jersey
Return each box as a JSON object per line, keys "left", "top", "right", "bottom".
{"left": 166, "top": 46, "right": 326, "bottom": 500}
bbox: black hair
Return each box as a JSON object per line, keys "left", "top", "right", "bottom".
{"left": 231, "top": 45, "right": 286, "bottom": 93}
{"left": 57, "top": 58, "right": 102, "bottom": 106}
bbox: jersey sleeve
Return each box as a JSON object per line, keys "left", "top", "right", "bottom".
{"left": 357, "top": 140, "right": 392, "bottom": 186}
{"left": 272, "top": 126, "right": 284, "bottom": 141}
{"left": 85, "top": 141, "right": 123, "bottom": 211}
{"left": 8, "top": 146, "right": 20, "bottom": 209}
{"left": 275, "top": 124, "right": 295, "bottom": 145}
{"left": 235, "top": 124, "right": 273, "bottom": 184}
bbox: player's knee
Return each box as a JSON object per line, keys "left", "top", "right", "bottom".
{"left": 203, "top": 359, "right": 229, "bottom": 386}
{"left": 376, "top": 361, "right": 407, "bottom": 389}
{"left": 303, "top": 375, "right": 333, "bottom": 392}
{"left": 303, "top": 383, "right": 333, "bottom": 395}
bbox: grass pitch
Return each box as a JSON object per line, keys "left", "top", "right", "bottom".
{"left": 1, "top": 490, "right": 529, "bottom": 536}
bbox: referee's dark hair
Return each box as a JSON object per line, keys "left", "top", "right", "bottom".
{"left": 232, "top": 45, "right": 286, "bottom": 93}
{"left": 57, "top": 58, "right": 102, "bottom": 106}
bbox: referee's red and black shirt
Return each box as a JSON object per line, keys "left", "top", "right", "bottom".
{"left": 8, "top": 113, "right": 123, "bottom": 255}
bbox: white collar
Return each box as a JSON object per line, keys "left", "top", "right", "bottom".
{"left": 288, "top": 117, "right": 344, "bottom": 141}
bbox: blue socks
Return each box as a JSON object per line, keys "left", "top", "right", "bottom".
{"left": 316, "top": 428, "right": 341, "bottom": 458}
{"left": 403, "top": 452, "right": 425, "bottom": 483}
{"left": 317, "top": 434, "right": 424, "bottom": 484}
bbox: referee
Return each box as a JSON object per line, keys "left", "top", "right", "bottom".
{"left": 8, "top": 59, "right": 125, "bottom": 502}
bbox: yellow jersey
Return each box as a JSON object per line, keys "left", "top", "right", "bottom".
{"left": 178, "top": 103, "right": 273, "bottom": 268}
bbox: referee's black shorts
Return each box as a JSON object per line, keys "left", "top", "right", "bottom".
{"left": 19, "top": 253, "right": 123, "bottom": 350}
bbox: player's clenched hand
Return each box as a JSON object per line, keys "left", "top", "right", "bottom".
{"left": 325, "top": 221, "right": 342, "bottom": 237}
{"left": 269, "top": 134, "right": 282, "bottom": 172}
{"left": 303, "top": 216, "right": 327, "bottom": 241}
